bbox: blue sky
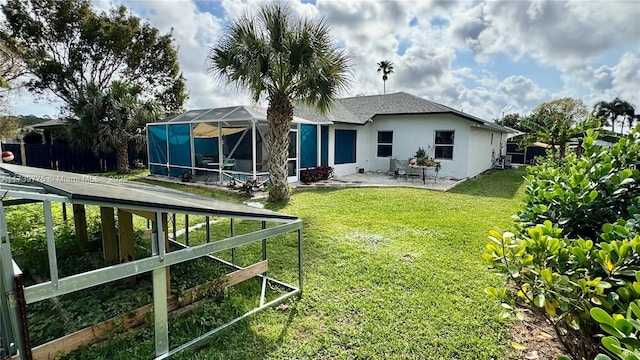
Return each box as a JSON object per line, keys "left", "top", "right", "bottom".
{"left": 6, "top": 0, "right": 640, "bottom": 122}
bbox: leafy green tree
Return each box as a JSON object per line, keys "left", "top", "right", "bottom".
{"left": 495, "top": 113, "right": 527, "bottom": 132}
{"left": 0, "top": 115, "right": 20, "bottom": 141}
{"left": 0, "top": 76, "right": 8, "bottom": 90}
{"left": 207, "top": 3, "right": 351, "bottom": 203}
{"left": 516, "top": 98, "right": 597, "bottom": 160}
{"left": 377, "top": 60, "right": 394, "bottom": 95}
{"left": 594, "top": 98, "right": 636, "bottom": 135}
{"left": 0, "top": 41, "right": 26, "bottom": 117}
{"left": 0, "top": 0, "right": 186, "bottom": 114}
{"left": 70, "top": 81, "right": 157, "bottom": 173}
{"left": 0, "top": 41, "right": 24, "bottom": 90}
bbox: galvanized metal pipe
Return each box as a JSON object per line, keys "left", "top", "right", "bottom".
{"left": 43, "top": 201, "right": 58, "bottom": 289}
{"left": 24, "top": 220, "right": 302, "bottom": 304}
{"left": 153, "top": 288, "right": 301, "bottom": 360}
{"left": 231, "top": 218, "right": 236, "bottom": 265}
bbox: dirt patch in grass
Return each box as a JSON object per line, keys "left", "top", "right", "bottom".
{"left": 509, "top": 306, "right": 567, "bottom": 360}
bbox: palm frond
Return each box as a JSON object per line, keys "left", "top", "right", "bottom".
{"left": 207, "top": 3, "right": 351, "bottom": 113}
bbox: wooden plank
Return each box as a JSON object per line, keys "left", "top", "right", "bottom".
{"left": 28, "top": 318, "right": 115, "bottom": 360}
{"left": 117, "top": 209, "right": 136, "bottom": 286}
{"left": 224, "top": 260, "right": 268, "bottom": 287}
{"left": 72, "top": 204, "right": 89, "bottom": 243}
{"left": 21, "top": 260, "right": 268, "bottom": 360}
{"left": 25, "top": 299, "right": 181, "bottom": 360}
{"left": 100, "top": 207, "right": 118, "bottom": 264}
{"left": 121, "top": 208, "right": 156, "bottom": 221}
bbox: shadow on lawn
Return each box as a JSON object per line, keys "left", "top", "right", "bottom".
{"left": 176, "top": 304, "right": 299, "bottom": 360}
{"left": 448, "top": 168, "right": 527, "bottom": 199}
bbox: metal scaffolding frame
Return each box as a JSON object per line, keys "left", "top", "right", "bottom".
{"left": 0, "top": 165, "right": 303, "bottom": 359}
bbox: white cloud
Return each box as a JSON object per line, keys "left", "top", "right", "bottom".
{"left": 452, "top": 74, "right": 550, "bottom": 120}
{"left": 559, "top": 52, "right": 639, "bottom": 112}
{"left": 497, "top": 76, "right": 550, "bottom": 106}
{"left": 447, "top": 0, "right": 640, "bottom": 69}
{"left": 3, "top": 0, "right": 639, "bottom": 124}
{"left": 395, "top": 46, "right": 461, "bottom": 97}
{"left": 611, "top": 52, "right": 640, "bottom": 106}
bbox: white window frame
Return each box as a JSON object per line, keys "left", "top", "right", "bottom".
{"left": 376, "top": 131, "right": 393, "bottom": 158}
{"left": 434, "top": 130, "right": 454, "bottom": 160}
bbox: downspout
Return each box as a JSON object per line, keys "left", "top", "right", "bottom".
{"left": 252, "top": 120, "right": 257, "bottom": 180}
{"left": 165, "top": 124, "right": 169, "bottom": 175}
{"left": 316, "top": 124, "right": 321, "bottom": 167}
{"left": 189, "top": 123, "right": 195, "bottom": 176}
{"left": 217, "top": 122, "right": 224, "bottom": 185}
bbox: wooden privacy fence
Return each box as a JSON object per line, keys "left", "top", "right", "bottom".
{"left": 2, "top": 143, "right": 146, "bottom": 173}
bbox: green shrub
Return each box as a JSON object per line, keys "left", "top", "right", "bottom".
{"left": 484, "top": 127, "right": 640, "bottom": 359}
{"left": 590, "top": 296, "right": 640, "bottom": 360}
{"left": 484, "top": 220, "right": 640, "bottom": 358}
{"left": 300, "top": 165, "right": 334, "bottom": 183}
{"left": 515, "top": 128, "right": 640, "bottom": 240}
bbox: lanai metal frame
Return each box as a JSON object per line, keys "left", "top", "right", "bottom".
{"left": 147, "top": 105, "right": 330, "bottom": 185}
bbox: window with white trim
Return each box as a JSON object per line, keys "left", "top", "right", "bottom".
{"left": 376, "top": 131, "right": 393, "bottom": 157}
{"left": 434, "top": 131, "right": 454, "bottom": 160}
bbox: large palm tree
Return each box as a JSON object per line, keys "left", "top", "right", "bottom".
{"left": 207, "top": 3, "right": 351, "bottom": 203}
{"left": 377, "top": 60, "right": 394, "bottom": 95}
{"left": 594, "top": 98, "right": 636, "bottom": 135}
{"left": 70, "top": 81, "right": 158, "bottom": 173}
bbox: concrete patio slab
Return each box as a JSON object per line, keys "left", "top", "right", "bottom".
{"left": 294, "top": 171, "right": 466, "bottom": 191}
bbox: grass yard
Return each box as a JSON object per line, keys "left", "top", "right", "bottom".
{"left": 57, "top": 169, "right": 526, "bottom": 359}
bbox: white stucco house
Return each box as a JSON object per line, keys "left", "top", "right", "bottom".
{"left": 147, "top": 92, "right": 513, "bottom": 183}
{"left": 295, "top": 92, "right": 513, "bottom": 180}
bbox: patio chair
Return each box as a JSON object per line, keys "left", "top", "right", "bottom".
{"left": 195, "top": 153, "right": 205, "bottom": 167}
{"left": 195, "top": 154, "right": 207, "bottom": 175}
{"left": 222, "top": 155, "right": 237, "bottom": 170}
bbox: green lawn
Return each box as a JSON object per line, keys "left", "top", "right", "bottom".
{"left": 62, "top": 169, "right": 526, "bottom": 359}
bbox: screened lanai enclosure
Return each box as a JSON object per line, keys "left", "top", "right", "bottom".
{"left": 0, "top": 164, "right": 303, "bottom": 359}
{"left": 147, "top": 105, "right": 329, "bottom": 185}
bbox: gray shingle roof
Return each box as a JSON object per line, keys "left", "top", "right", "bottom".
{"left": 294, "top": 92, "right": 511, "bottom": 132}
{"left": 155, "top": 92, "right": 511, "bottom": 132}
{"left": 32, "top": 118, "right": 69, "bottom": 129}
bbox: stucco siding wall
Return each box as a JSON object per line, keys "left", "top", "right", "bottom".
{"left": 364, "top": 114, "right": 472, "bottom": 179}
{"left": 467, "top": 127, "right": 502, "bottom": 178}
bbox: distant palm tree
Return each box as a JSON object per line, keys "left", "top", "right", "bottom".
{"left": 207, "top": 3, "right": 351, "bottom": 203}
{"left": 377, "top": 60, "right": 394, "bottom": 94}
{"left": 593, "top": 98, "right": 636, "bottom": 135}
{"left": 69, "top": 81, "right": 158, "bottom": 173}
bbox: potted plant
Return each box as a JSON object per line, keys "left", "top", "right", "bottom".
{"left": 414, "top": 147, "right": 428, "bottom": 166}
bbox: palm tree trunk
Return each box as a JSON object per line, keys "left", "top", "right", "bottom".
{"left": 267, "top": 94, "right": 294, "bottom": 203}
{"left": 116, "top": 143, "right": 130, "bottom": 174}
{"left": 383, "top": 80, "right": 386, "bottom": 95}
